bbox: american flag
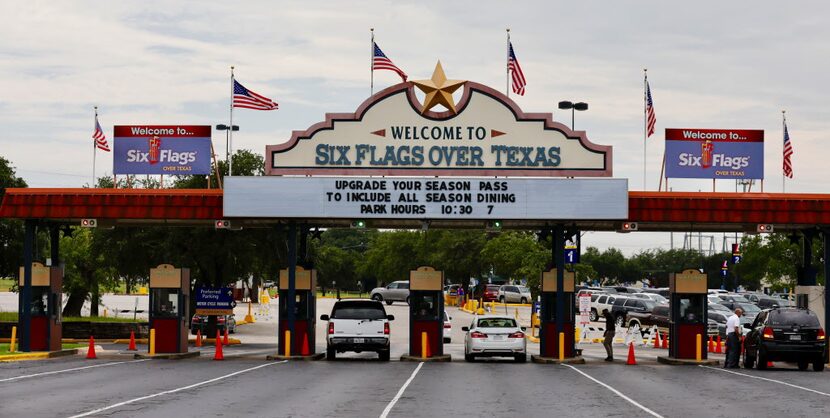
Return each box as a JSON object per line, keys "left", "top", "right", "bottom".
{"left": 508, "top": 42, "right": 526, "bottom": 96}
{"left": 233, "top": 80, "right": 279, "bottom": 110}
{"left": 92, "top": 114, "right": 110, "bottom": 152}
{"left": 373, "top": 42, "right": 407, "bottom": 82}
{"left": 783, "top": 119, "right": 794, "bottom": 178}
{"left": 645, "top": 81, "right": 656, "bottom": 138}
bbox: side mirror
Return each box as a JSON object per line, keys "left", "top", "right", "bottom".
{"left": 320, "top": 314, "right": 329, "bottom": 321}
{"left": 387, "top": 315, "right": 395, "bottom": 321}
{"left": 462, "top": 326, "right": 470, "bottom": 331}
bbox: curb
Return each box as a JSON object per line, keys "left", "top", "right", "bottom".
{"left": 400, "top": 354, "right": 452, "bottom": 362}
{"left": 526, "top": 335, "right": 540, "bottom": 343}
{"left": 657, "top": 356, "right": 719, "bottom": 366}
{"left": 134, "top": 351, "right": 201, "bottom": 360}
{"left": 531, "top": 355, "right": 586, "bottom": 364}
{"left": 0, "top": 348, "right": 79, "bottom": 362}
{"left": 266, "top": 353, "right": 325, "bottom": 361}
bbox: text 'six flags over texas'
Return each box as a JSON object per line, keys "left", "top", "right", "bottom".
{"left": 373, "top": 42, "right": 408, "bottom": 82}
{"left": 233, "top": 80, "right": 279, "bottom": 110}
{"left": 93, "top": 112, "right": 110, "bottom": 152}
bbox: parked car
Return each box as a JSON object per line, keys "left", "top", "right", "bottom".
{"left": 743, "top": 307, "right": 826, "bottom": 371}
{"left": 443, "top": 311, "right": 452, "bottom": 343}
{"left": 474, "top": 284, "right": 501, "bottom": 302}
{"left": 632, "top": 292, "right": 668, "bottom": 304}
{"left": 320, "top": 299, "right": 394, "bottom": 361}
{"left": 190, "top": 314, "right": 236, "bottom": 335}
{"left": 641, "top": 288, "right": 671, "bottom": 298}
{"left": 755, "top": 296, "right": 786, "bottom": 309}
{"left": 370, "top": 281, "right": 410, "bottom": 305}
{"left": 498, "top": 285, "right": 531, "bottom": 304}
{"left": 626, "top": 304, "right": 671, "bottom": 335}
{"left": 463, "top": 316, "right": 527, "bottom": 362}
{"left": 590, "top": 294, "right": 626, "bottom": 322}
{"left": 611, "top": 298, "right": 657, "bottom": 328}
{"left": 719, "top": 300, "right": 762, "bottom": 324}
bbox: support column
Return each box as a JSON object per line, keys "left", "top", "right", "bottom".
{"left": 554, "top": 224, "right": 565, "bottom": 338}
{"left": 286, "top": 223, "right": 297, "bottom": 354}
{"left": 298, "top": 224, "right": 309, "bottom": 265}
{"left": 20, "top": 220, "right": 35, "bottom": 352}
{"left": 824, "top": 230, "right": 830, "bottom": 361}
{"left": 799, "top": 230, "right": 817, "bottom": 286}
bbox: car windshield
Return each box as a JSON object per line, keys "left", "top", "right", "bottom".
{"left": 651, "top": 295, "right": 668, "bottom": 303}
{"left": 641, "top": 301, "right": 656, "bottom": 310}
{"left": 517, "top": 286, "right": 529, "bottom": 293}
{"left": 738, "top": 303, "right": 761, "bottom": 313}
{"left": 331, "top": 302, "right": 386, "bottom": 320}
{"left": 477, "top": 318, "right": 517, "bottom": 328}
{"left": 768, "top": 310, "right": 820, "bottom": 326}
{"left": 710, "top": 303, "right": 730, "bottom": 312}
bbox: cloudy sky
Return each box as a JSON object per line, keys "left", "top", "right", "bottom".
{"left": 2, "top": 1, "right": 828, "bottom": 254}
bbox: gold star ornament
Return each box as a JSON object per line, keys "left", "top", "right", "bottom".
{"left": 412, "top": 61, "right": 467, "bottom": 114}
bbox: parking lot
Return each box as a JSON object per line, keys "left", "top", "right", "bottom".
{"left": 2, "top": 297, "right": 829, "bottom": 417}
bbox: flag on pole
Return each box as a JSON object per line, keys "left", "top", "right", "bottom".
{"left": 93, "top": 114, "right": 110, "bottom": 152}
{"left": 507, "top": 42, "right": 526, "bottom": 96}
{"left": 645, "top": 81, "right": 656, "bottom": 138}
{"left": 233, "top": 80, "right": 279, "bottom": 110}
{"left": 372, "top": 42, "right": 407, "bottom": 82}
{"left": 783, "top": 119, "right": 794, "bottom": 178}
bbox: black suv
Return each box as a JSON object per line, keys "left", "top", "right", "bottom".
{"left": 743, "top": 307, "right": 826, "bottom": 371}
{"left": 611, "top": 298, "right": 656, "bottom": 328}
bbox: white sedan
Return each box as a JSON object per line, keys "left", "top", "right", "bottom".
{"left": 463, "top": 316, "right": 527, "bottom": 362}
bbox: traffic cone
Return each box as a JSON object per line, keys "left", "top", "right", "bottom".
{"left": 86, "top": 336, "right": 97, "bottom": 359}
{"left": 214, "top": 331, "right": 224, "bottom": 360}
{"left": 654, "top": 330, "right": 661, "bottom": 348}
{"left": 128, "top": 331, "right": 137, "bottom": 351}
{"left": 626, "top": 342, "right": 637, "bottom": 365}
{"left": 716, "top": 335, "right": 723, "bottom": 354}
{"left": 661, "top": 332, "right": 668, "bottom": 349}
{"left": 223, "top": 327, "right": 229, "bottom": 345}
{"left": 301, "top": 334, "right": 310, "bottom": 356}
{"left": 767, "top": 360, "right": 774, "bottom": 368}
{"left": 708, "top": 336, "right": 714, "bottom": 353}
{"left": 195, "top": 330, "right": 202, "bottom": 347}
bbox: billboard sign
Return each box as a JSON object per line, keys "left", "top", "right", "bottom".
{"left": 664, "top": 128, "right": 764, "bottom": 180}
{"left": 113, "top": 125, "right": 212, "bottom": 175}
{"left": 194, "top": 287, "right": 235, "bottom": 315}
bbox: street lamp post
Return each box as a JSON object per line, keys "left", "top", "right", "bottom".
{"left": 216, "top": 124, "right": 239, "bottom": 176}
{"left": 557, "top": 101, "right": 589, "bottom": 130}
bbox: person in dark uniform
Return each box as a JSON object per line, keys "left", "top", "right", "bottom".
{"left": 603, "top": 309, "right": 615, "bottom": 362}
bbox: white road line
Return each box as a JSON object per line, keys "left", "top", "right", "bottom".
{"left": 561, "top": 364, "right": 664, "bottom": 418}
{"left": 379, "top": 362, "right": 424, "bottom": 418}
{"left": 0, "top": 359, "right": 150, "bottom": 383}
{"left": 65, "top": 361, "right": 287, "bottom": 418}
{"left": 699, "top": 365, "right": 830, "bottom": 397}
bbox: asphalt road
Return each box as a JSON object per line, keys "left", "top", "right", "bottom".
{"left": 2, "top": 298, "right": 829, "bottom": 417}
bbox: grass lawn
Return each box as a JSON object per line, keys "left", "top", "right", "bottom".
{"left": 0, "top": 312, "right": 142, "bottom": 323}
{"left": 0, "top": 342, "right": 86, "bottom": 355}
{"left": 0, "top": 278, "right": 14, "bottom": 292}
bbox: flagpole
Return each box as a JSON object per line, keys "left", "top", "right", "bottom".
{"left": 93, "top": 106, "right": 97, "bottom": 187}
{"left": 506, "top": 28, "right": 510, "bottom": 98}
{"left": 643, "top": 69, "right": 647, "bottom": 191}
{"left": 229, "top": 66, "right": 235, "bottom": 177}
{"left": 782, "top": 109, "right": 786, "bottom": 193}
{"left": 370, "top": 28, "right": 374, "bottom": 96}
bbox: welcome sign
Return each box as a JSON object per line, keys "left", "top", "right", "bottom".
{"left": 265, "top": 77, "right": 612, "bottom": 177}
{"left": 113, "top": 125, "right": 212, "bottom": 175}
{"left": 664, "top": 128, "right": 764, "bottom": 180}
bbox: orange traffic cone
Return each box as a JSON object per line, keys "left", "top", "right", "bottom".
{"left": 301, "top": 334, "right": 310, "bottom": 356}
{"left": 767, "top": 361, "right": 774, "bottom": 368}
{"left": 661, "top": 332, "right": 668, "bottom": 349}
{"left": 708, "top": 336, "right": 714, "bottom": 353}
{"left": 626, "top": 342, "right": 637, "bottom": 365}
{"left": 715, "top": 335, "right": 723, "bottom": 354}
{"left": 86, "top": 336, "right": 97, "bottom": 359}
{"left": 653, "top": 330, "right": 661, "bottom": 348}
{"left": 214, "top": 331, "right": 224, "bottom": 360}
{"left": 223, "top": 327, "right": 229, "bottom": 345}
{"left": 128, "top": 331, "right": 137, "bottom": 351}
{"left": 195, "top": 330, "right": 202, "bottom": 347}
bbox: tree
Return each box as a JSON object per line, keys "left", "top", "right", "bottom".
{"left": 0, "top": 156, "right": 27, "bottom": 278}
{"left": 480, "top": 231, "right": 546, "bottom": 283}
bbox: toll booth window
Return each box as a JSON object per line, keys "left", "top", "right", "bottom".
{"left": 678, "top": 297, "right": 704, "bottom": 323}
{"left": 412, "top": 294, "right": 439, "bottom": 320}
{"left": 31, "top": 288, "right": 49, "bottom": 315}
{"left": 152, "top": 289, "right": 180, "bottom": 318}
{"left": 545, "top": 295, "right": 574, "bottom": 322}
{"left": 280, "top": 292, "right": 310, "bottom": 319}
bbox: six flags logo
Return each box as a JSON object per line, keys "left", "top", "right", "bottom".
{"left": 125, "top": 136, "right": 198, "bottom": 165}
{"left": 677, "top": 140, "right": 750, "bottom": 170}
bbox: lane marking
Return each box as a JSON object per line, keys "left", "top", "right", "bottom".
{"left": 561, "top": 364, "right": 664, "bottom": 418}
{"left": 699, "top": 365, "right": 830, "bottom": 397}
{"left": 379, "top": 362, "right": 424, "bottom": 418}
{"left": 0, "top": 359, "right": 150, "bottom": 383}
{"left": 66, "top": 360, "right": 287, "bottom": 418}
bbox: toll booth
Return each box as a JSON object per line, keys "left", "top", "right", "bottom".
{"left": 148, "top": 264, "right": 190, "bottom": 354}
{"left": 18, "top": 262, "right": 62, "bottom": 351}
{"left": 409, "top": 266, "right": 444, "bottom": 358}
{"left": 668, "top": 269, "right": 708, "bottom": 360}
{"left": 539, "top": 268, "right": 576, "bottom": 358}
{"left": 278, "top": 266, "right": 317, "bottom": 355}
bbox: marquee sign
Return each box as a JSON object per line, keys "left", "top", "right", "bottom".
{"left": 265, "top": 63, "right": 612, "bottom": 177}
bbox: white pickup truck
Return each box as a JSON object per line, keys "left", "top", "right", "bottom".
{"left": 321, "top": 299, "right": 395, "bottom": 361}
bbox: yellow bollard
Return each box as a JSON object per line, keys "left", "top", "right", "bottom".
{"left": 244, "top": 300, "right": 255, "bottom": 323}
{"left": 10, "top": 326, "right": 17, "bottom": 353}
{"left": 696, "top": 333, "right": 702, "bottom": 362}
{"left": 104, "top": 308, "right": 108, "bottom": 318}
{"left": 514, "top": 308, "right": 519, "bottom": 319}
{"left": 530, "top": 313, "right": 537, "bottom": 337}
{"left": 285, "top": 330, "right": 291, "bottom": 358}
{"left": 421, "top": 332, "right": 428, "bottom": 359}
{"left": 149, "top": 329, "right": 156, "bottom": 356}
{"left": 559, "top": 332, "right": 565, "bottom": 362}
